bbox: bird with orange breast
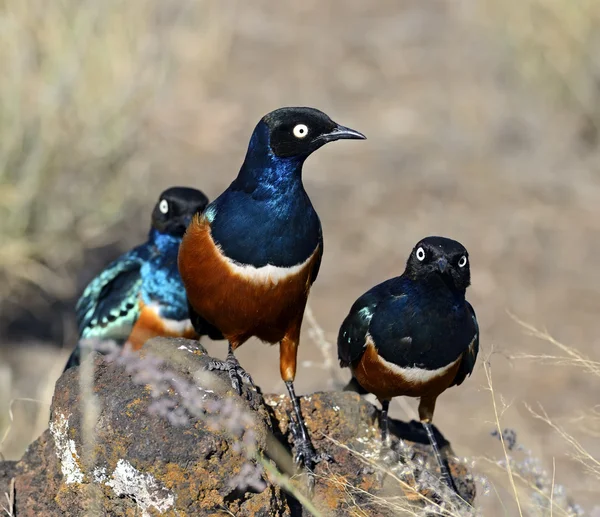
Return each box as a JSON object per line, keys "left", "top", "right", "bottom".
{"left": 178, "top": 107, "right": 365, "bottom": 481}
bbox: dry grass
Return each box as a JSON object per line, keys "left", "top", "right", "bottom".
{"left": 508, "top": 315, "right": 600, "bottom": 487}
{"left": 1, "top": 478, "right": 15, "bottom": 517}
{"left": 0, "top": 0, "right": 232, "bottom": 303}
{"left": 483, "top": 358, "right": 524, "bottom": 517}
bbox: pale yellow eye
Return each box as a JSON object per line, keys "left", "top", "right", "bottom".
{"left": 293, "top": 124, "right": 309, "bottom": 139}
{"left": 458, "top": 255, "right": 468, "bottom": 267}
{"left": 159, "top": 199, "right": 169, "bottom": 214}
{"left": 416, "top": 247, "right": 425, "bottom": 261}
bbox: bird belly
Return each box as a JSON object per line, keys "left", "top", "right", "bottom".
{"left": 127, "top": 301, "right": 197, "bottom": 351}
{"left": 178, "top": 215, "right": 319, "bottom": 346}
{"left": 352, "top": 340, "right": 462, "bottom": 401}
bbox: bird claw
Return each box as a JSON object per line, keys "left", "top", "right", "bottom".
{"left": 375, "top": 446, "right": 400, "bottom": 487}
{"left": 207, "top": 354, "right": 255, "bottom": 399}
{"left": 287, "top": 410, "right": 330, "bottom": 496}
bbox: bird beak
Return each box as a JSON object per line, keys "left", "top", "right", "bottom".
{"left": 437, "top": 258, "right": 448, "bottom": 274}
{"left": 319, "top": 124, "right": 367, "bottom": 143}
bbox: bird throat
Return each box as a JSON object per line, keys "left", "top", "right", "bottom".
{"left": 233, "top": 122, "right": 306, "bottom": 196}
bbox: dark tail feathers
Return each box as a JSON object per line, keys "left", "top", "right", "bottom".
{"left": 343, "top": 376, "right": 370, "bottom": 395}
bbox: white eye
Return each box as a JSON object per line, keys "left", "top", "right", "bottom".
{"left": 293, "top": 124, "right": 309, "bottom": 139}
{"left": 458, "top": 255, "right": 468, "bottom": 268}
{"left": 416, "top": 247, "right": 426, "bottom": 261}
{"left": 159, "top": 199, "right": 169, "bottom": 214}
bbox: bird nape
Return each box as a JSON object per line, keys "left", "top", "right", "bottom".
{"left": 64, "top": 187, "right": 210, "bottom": 372}
{"left": 337, "top": 236, "right": 479, "bottom": 491}
{"left": 178, "top": 106, "right": 366, "bottom": 490}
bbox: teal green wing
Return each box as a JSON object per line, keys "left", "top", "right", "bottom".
{"left": 66, "top": 256, "right": 144, "bottom": 371}
{"left": 76, "top": 256, "right": 143, "bottom": 340}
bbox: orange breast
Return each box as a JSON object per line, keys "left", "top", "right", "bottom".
{"left": 178, "top": 214, "right": 320, "bottom": 347}
{"left": 127, "top": 302, "right": 198, "bottom": 351}
{"left": 352, "top": 340, "right": 462, "bottom": 401}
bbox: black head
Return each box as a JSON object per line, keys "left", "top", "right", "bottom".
{"left": 405, "top": 236, "right": 471, "bottom": 292}
{"left": 151, "top": 187, "right": 209, "bottom": 237}
{"left": 261, "top": 107, "right": 366, "bottom": 159}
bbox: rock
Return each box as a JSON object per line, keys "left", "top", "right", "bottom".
{"left": 0, "top": 338, "right": 475, "bottom": 516}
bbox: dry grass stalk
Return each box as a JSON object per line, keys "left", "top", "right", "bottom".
{"left": 483, "top": 357, "right": 524, "bottom": 517}
{"left": 0, "top": 478, "right": 15, "bottom": 517}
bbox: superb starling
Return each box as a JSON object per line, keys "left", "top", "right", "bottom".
{"left": 337, "top": 237, "right": 479, "bottom": 488}
{"left": 64, "top": 187, "right": 211, "bottom": 371}
{"left": 178, "top": 107, "right": 366, "bottom": 481}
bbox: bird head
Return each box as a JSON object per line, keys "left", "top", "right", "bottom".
{"left": 151, "top": 187, "right": 209, "bottom": 237}
{"left": 258, "top": 107, "right": 366, "bottom": 160}
{"left": 405, "top": 236, "right": 471, "bottom": 292}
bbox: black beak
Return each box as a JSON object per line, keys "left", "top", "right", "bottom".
{"left": 437, "top": 257, "right": 448, "bottom": 274}
{"left": 318, "top": 124, "right": 366, "bottom": 144}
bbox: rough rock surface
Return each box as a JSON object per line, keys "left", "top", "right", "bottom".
{"left": 0, "top": 338, "right": 475, "bottom": 516}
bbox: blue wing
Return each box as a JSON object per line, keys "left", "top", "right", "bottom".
{"left": 337, "top": 280, "right": 393, "bottom": 366}
{"left": 451, "top": 301, "right": 479, "bottom": 386}
{"left": 310, "top": 224, "right": 323, "bottom": 285}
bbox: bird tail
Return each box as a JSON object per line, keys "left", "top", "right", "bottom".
{"left": 63, "top": 347, "right": 82, "bottom": 373}
{"left": 343, "top": 376, "right": 369, "bottom": 395}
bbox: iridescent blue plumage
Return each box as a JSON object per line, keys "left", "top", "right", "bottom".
{"left": 339, "top": 275, "right": 478, "bottom": 377}
{"left": 140, "top": 230, "right": 189, "bottom": 320}
{"left": 65, "top": 187, "right": 209, "bottom": 371}
{"left": 338, "top": 237, "right": 479, "bottom": 383}
{"left": 209, "top": 121, "right": 322, "bottom": 269}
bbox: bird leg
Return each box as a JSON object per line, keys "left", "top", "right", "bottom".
{"left": 419, "top": 396, "right": 456, "bottom": 491}
{"left": 375, "top": 399, "right": 399, "bottom": 484}
{"left": 280, "top": 324, "right": 329, "bottom": 494}
{"left": 380, "top": 399, "right": 391, "bottom": 447}
{"left": 422, "top": 422, "right": 456, "bottom": 490}
{"left": 208, "top": 342, "right": 255, "bottom": 396}
{"left": 285, "top": 380, "right": 329, "bottom": 494}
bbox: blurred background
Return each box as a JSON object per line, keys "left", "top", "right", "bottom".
{"left": 1, "top": 0, "right": 599, "bottom": 514}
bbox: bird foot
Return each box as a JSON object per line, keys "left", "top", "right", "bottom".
{"left": 375, "top": 444, "right": 400, "bottom": 486}
{"left": 439, "top": 467, "right": 457, "bottom": 492}
{"left": 207, "top": 353, "right": 255, "bottom": 398}
{"left": 288, "top": 411, "right": 331, "bottom": 496}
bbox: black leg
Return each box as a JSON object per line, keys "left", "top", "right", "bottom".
{"left": 285, "top": 380, "right": 328, "bottom": 494}
{"left": 208, "top": 342, "right": 255, "bottom": 395}
{"left": 375, "top": 399, "right": 398, "bottom": 486}
{"left": 380, "top": 399, "right": 390, "bottom": 447}
{"left": 423, "top": 422, "right": 456, "bottom": 491}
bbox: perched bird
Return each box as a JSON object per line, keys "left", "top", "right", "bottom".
{"left": 337, "top": 237, "right": 479, "bottom": 488}
{"left": 64, "top": 187, "right": 211, "bottom": 371}
{"left": 178, "top": 107, "right": 365, "bottom": 478}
